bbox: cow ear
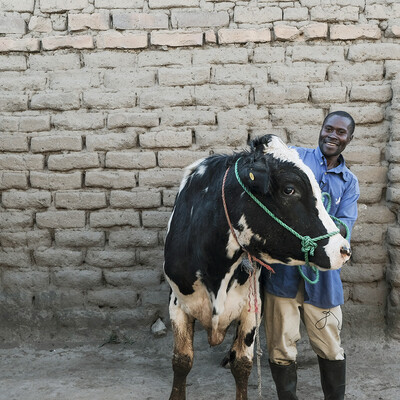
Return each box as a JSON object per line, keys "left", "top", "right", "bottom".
{"left": 249, "top": 135, "right": 273, "bottom": 154}
{"left": 241, "top": 157, "right": 270, "bottom": 194}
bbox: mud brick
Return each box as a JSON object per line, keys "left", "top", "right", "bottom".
{"left": 85, "top": 171, "right": 137, "bottom": 189}
{"left": 0, "top": 15, "right": 26, "bottom": 34}
{"left": 192, "top": 48, "right": 248, "bottom": 65}
{"left": 31, "top": 135, "right": 82, "bottom": 153}
{"left": 34, "top": 249, "right": 84, "bottom": 267}
{"left": 31, "top": 92, "right": 80, "bottom": 110}
{"left": 36, "top": 211, "right": 86, "bottom": 229}
{"left": 20, "top": 115, "right": 51, "bottom": 132}
{"left": 83, "top": 51, "right": 136, "bottom": 68}
{"left": 329, "top": 105, "right": 384, "bottom": 124}
{"left": 301, "top": 23, "right": 328, "bottom": 40}
{"left": 2, "top": 270, "right": 49, "bottom": 290}
{"left": 69, "top": 13, "right": 109, "bottom": 31}
{"left": 158, "top": 150, "right": 208, "bottom": 168}
{"left": 0, "top": 251, "right": 31, "bottom": 268}
{"left": 139, "top": 130, "right": 192, "bottom": 148}
{"left": 292, "top": 45, "right": 344, "bottom": 63}
{"left": 270, "top": 64, "right": 327, "bottom": 83}
{"left": 86, "top": 133, "right": 137, "bottom": 151}
{"left": 0, "top": 0, "right": 35, "bottom": 12}
{"left": 252, "top": 47, "right": 285, "bottom": 63}
{"left": 0, "top": 154, "right": 43, "bottom": 171}
{"left": 31, "top": 172, "right": 82, "bottom": 190}
{"left": 310, "top": 86, "right": 347, "bottom": 104}
{"left": 0, "top": 171, "right": 28, "bottom": 190}
{"left": 149, "top": 0, "right": 199, "bottom": 7}
{"left": 87, "top": 288, "right": 138, "bottom": 308}
{"left": 140, "top": 87, "right": 194, "bottom": 109}
{"left": 96, "top": 32, "right": 148, "bottom": 49}
{"left": 55, "top": 191, "right": 106, "bottom": 210}
{"left": 274, "top": 25, "right": 300, "bottom": 41}
{"left": 53, "top": 268, "right": 102, "bottom": 289}
{"left": 284, "top": 7, "right": 308, "bottom": 21}
{"left": 142, "top": 211, "right": 171, "bottom": 228}
{"left": 0, "top": 55, "right": 26, "bottom": 71}
{"left": 348, "top": 43, "right": 400, "bottom": 62}
{"left": 55, "top": 230, "right": 105, "bottom": 247}
{"left": 138, "top": 169, "right": 183, "bottom": 187}
{"left": 234, "top": 6, "right": 282, "bottom": 24}
{"left": 216, "top": 108, "right": 270, "bottom": 129}
{"left": 52, "top": 112, "right": 104, "bottom": 130}
{"left": 40, "top": 0, "right": 88, "bottom": 12}
{"left": 310, "top": 6, "right": 359, "bottom": 22}
{"left": 49, "top": 71, "right": 101, "bottom": 90}
{"left": 104, "top": 69, "right": 155, "bottom": 89}
{"left": 271, "top": 108, "right": 324, "bottom": 125}
{"left": 110, "top": 189, "right": 161, "bottom": 209}
{"left": 151, "top": 31, "right": 203, "bottom": 47}
{"left": 82, "top": 91, "right": 136, "bottom": 109}
{"left": 194, "top": 86, "right": 249, "bottom": 108}
{"left": 85, "top": 250, "right": 135, "bottom": 268}
{"left": 195, "top": 128, "right": 248, "bottom": 148}
{"left": 0, "top": 134, "right": 28, "bottom": 152}
{"left": 159, "top": 67, "right": 210, "bottom": 86}
{"left": 330, "top": 24, "right": 381, "bottom": 40}
{"left": 352, "top": 281, "right": 387, "bottom": 306}
{"left": 255, "top": 84, "right": 309, "bottom": 105}
{"left": 108, "top": 229, "right": 158, "bottom": 247}
{"left": 0, "top": 38, "right": 39, "bottom": 52}
{"left": 107, "top": 112, "right": 159, "bottom": 128}
{"left": 113, "top": 12, "right": 168, "bottom": 29}
{"left": 0, "top": 211, "right": 33, "bottom": 229}
{"left": 29, "top": 54, "right": 81, "bottom": 71}
{"left": 357, "top": 204, "right": 395, "bottom": 224}
{"left": 0, "top": 230, "right": 51, "bottom": 249}
{"left": 138, "top": 49, "right": 192, "bottom": 67}
{"left": 160, "top": 108, "right": 215, "bottom": 126}
{"left": 48, "top": 153, "right": 100, "bottom": 171}
{"left": 218, "top": 28, "right": 271, "bottom": 44}
{"left": 2, "top": 191, "right": 51, "bottom": 209}
{"left": 103, "top": 269, "right": 161, "bottom": 287}
{"left": 42, "top": 35, "right": 94, "bottom": 50}
{"left": 349, "top": 85, "right": 392, "bottom": 103}
{"left": 28, "top": 16, "right": 52, "bottom": 33}
{"left": 106, "top": 151, "right": 156, "bottom": 169}
{"left": 94, "top": 0, "right": 143, "bottom": 7}
{"left": 171, "top": 11, "right": 229, "bottom": 28}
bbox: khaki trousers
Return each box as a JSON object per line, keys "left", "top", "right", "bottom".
{"left": 264, "top": 285, "right": 345, "bottom": 365}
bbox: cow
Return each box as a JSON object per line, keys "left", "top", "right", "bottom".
{"left": 164, "top": 135, "right": 351, "bottom": 400}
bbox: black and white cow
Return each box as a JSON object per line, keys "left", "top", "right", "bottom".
{"left": 164, "top": 135, "right": 351, "bottom": 400}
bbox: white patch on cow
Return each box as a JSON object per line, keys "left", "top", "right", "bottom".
{"left": 190, "top": 206, "right": 194, "bottom": 218}
{"left": 196, "top": 164, "right": 207, "bottom": 176}
{"left": 263, "top": 136, "right": 349, "bottom": 268}
{"left": 178, "top": 158, "right": 206, "bottom": 194}
{"left": 226, "top": 229, "right": 241, "bottom": 259}
{"left": 204, "top": 187, "right": 209, "bottom": 193}
{"left": 166, "top": 208, "right": 175, "bottom": 234}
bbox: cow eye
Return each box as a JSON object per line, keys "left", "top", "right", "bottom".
{"left": 283, "top": 186, "right": 295, "bottom": 195}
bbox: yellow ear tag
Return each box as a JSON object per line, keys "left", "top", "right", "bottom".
{"left": 249, "top": 172, "right": 255, "bottom": 181}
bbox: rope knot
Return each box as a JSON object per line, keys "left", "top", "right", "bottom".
{"left": 301, "top": 236, "right": 317, "bottom": 257}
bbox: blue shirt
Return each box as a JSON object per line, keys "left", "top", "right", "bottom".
{"left": 264, "top": 146, "right": 360, "bottom": 309}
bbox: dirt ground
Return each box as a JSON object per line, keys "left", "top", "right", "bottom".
{"left": 0, "top": 325, "right": 399, "bottom": 400}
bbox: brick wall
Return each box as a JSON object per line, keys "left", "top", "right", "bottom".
{"left": 0, "top": 0, "right": 399, "bottom": 342}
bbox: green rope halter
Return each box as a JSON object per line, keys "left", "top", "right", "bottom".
{"left": 234, "top": 157, "right": 342, "bottom": 285}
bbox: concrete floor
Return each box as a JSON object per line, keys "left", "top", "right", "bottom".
{"left": 0, "top": 325, "right": 399, "bottom": 400}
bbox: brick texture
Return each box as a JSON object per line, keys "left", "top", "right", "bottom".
{"left": 0, "top": 0, "right": 398, "bottom": 342}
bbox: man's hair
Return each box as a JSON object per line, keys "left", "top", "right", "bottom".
{"left": 322, "top": 111, "right": 355, "bottom": 136}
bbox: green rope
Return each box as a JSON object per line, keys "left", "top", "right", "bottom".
{"left": 234, "top": 158, "right": 341, "bottom": 285}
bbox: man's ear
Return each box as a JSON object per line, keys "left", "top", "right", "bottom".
{"left": 240, "top": 157, "right": 270, "bottom": 194}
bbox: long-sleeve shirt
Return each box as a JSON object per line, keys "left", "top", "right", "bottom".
{"left": 264, "top": 146, "right": 360, "bottom": 309}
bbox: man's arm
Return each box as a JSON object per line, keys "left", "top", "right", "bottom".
{"left": 333, "top": 178, "right": 360, "bottom": 239}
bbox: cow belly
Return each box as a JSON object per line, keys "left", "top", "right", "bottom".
{"left": 167, "top": 271, "right": 253, "bottom": 346}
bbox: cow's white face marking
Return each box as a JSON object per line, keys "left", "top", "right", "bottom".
{"left": 196, "top": 164, "right": 207, "bottom": 176}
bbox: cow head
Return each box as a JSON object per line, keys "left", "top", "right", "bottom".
{"left": 232, "top": 135, "right": 351, "bottom": 270}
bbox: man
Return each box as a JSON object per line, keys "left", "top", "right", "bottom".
{"left": 264, "top": 111, "right": 360, "bottom": 400}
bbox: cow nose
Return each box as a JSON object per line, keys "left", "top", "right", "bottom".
{"left": 340, "top": 245, "right": 351, "bottom": 257}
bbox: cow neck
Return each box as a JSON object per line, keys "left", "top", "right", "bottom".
{"left": 221, "top": 164, "right": 275, "bottom": 274}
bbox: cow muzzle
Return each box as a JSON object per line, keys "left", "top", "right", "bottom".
{"left": 340, "top": 245, "right": 351, "bottom": 258}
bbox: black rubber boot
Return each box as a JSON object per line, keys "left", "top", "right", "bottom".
{"left": 269, "top": 360, "right": 299, "bottom": 400}
{"left": 317, "top": 355, "right": 346, "bottom": 400}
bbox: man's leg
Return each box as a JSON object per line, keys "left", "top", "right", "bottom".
{"left": 264, "top": 291, "right": 302, "bottom": 400}
{"left": 303, "top": 303, "right": 345, "bottom": 400}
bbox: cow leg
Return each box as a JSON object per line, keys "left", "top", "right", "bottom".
{"left": 169, "top": 294, "right": 195, "bottom": 400}
{"left": 228, "top": 308, "right": 259, "bottom": 400}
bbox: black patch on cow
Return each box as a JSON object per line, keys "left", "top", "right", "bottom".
{"left": 229, "top": 350, "right": 237, "bottom": 363}
{"left": 244, "top": 327, "right": 256, "bottom": 347}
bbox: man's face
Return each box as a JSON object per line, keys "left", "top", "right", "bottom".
{"left": 319, "top": 115, "right": 353, "bottom": 159}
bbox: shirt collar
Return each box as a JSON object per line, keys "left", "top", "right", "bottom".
{"left": 315, "top": 146, "right": 350, "bottom": 181}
